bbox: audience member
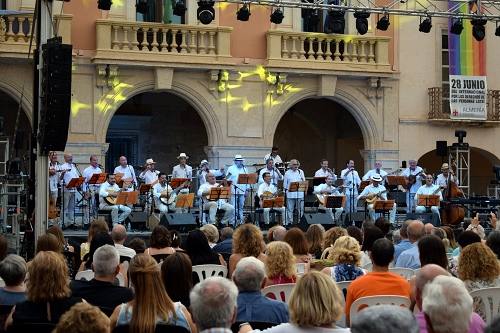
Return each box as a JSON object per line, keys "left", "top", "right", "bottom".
{"left": 347, "top": 226, "right": 363, "bottom": 246}
{"left": 233, "top": 257, "right": 289, "bottom": 323}
{"left": 35, "top": 233, "right": 60, "bottom": 253}
{"left": 452, "top": 218, "right": 473, "bottom": 257}
{"left": 344, "top": 238, "right": 410, "bottom": 326}
{"left": 321, "top": 236, "right": 364, "bottom": 282}
{"left": 267, "top": 226, "right": 277, "bottom": 243}
{"left": 239, "top": 271, "right": 349, "bottom": 332}
{"left": 359, "top": 227, "right": 384, "bottom": 267}
{"left": 200, "top": 224, "right": 220, "bottom": 248}
{"left": 53, "top": 302, "right": 109, "bottom": 333}
{"left": 424, "top": 223, "right": 434, "bottom": 235}
{"left": 186, "top": 229, "right": 225, "bottom": 268}
{"left": 350, "top": 304, "right": 419, "bottom": 333}
{"left": 109, "top": 254, "right": 196, "bottom": 333}
{"left": 0, "top": 235, "right": 8, "bottom": 262}
{"left": 145, "top": 225, "right": 175, "bottom": 256}
{"left": 360, "top": 220, "right": 374, "bottom": 233}
{"left": 430, "top": 227, "right": 452, "bottom": 253}
{"left": 5, "top": 251, "right": 84, "bottom": 328}
{"left": 71, "top": 245, "right": 133, "bottom": 310}
{"left": 213, "top": 227, "right": 234, "bottom": 254}
{"left": 322, "top": 227, "right": 348, "bottom": 259}
{"left": 111, "top": 224, "right": 136, "bottom": 258}
{"left": 263, "top": 241, "right": 297, "bottom": 288}
{"left": 396, "top": 220, "right": 425, "bottom": 269}
{"left": 284, "top": 228, "right": 312, "bottom": 263}
{"left": 449, "top": 231, "right": 482, "bottom": 276}
{"left": 190, "top": 276, "right": 238, "bottom": 332}
{"left": 161, "top": 252, "right": 193, "bottom": 309}
{"left": 441, "top": 225, "right": 458, "bottom": 250}
{"left": 272, "top": 226, "right": 287, "bottom": 242}
{"left": 229, "top": 224, "right": 266, "bottom": 278}
{"left": 306, "top": 224, "right": 324, "bottom": 259}
{"left": 374, "top": 216, "right": 391, "bottom": 236}
{"left": 80, "top": 219, "right": 109, "bottom": 260}
{"left": 170, "top": 230, "right": 185, "bottom": 252}
{"left": 0, "top": 255, "right": 27, "bottom": 305}
{"left": 391, "top": 230, "right": 401, "bottom": 245}
{"left": 79, "top": 232, "right": 115, "bottom": 272}
{"left": 486, "top": 230, "right": 500, "bottom": 260}
{"left": 394, "top": 219, "right": 412, "bottom": 263}
{"left": 46, "top": 225, "right": 74, "bottom": 252}
{"left": 128, "top": 238, "right": 146, "bottom": 253}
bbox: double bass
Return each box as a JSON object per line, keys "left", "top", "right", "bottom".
{"left": 440, "top": 171, "right": 465, "bottom": 225}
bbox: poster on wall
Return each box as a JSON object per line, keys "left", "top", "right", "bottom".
{"left": 449, "top": 75, "right": 487, "bottom": 120}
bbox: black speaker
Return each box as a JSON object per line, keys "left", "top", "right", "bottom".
{"left": 297, "top": 213, "right": 336, "bottom": 232}
{"left": 125, "top": 211, "right": 147, "bottom": 230}
{"left": 405, "top": 213, "right": 440, "bottom": 227}
{"left": 344, "top": 212, "right": 366, "bottom": 228}
{"left": 14, "top": 131, "right": 24, "bottom": 150}
{"left": 160, "top": 213, "right": 197, "bottom": 233}
{"left": 436, "top": 141, "right": 448, "bottom": 157}
{"left": 39, "top": 41, "right": 72, "bottom": 153}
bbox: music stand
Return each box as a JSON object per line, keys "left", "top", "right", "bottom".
{"left": 289, "top": 180, "right": 309, "bottom": 224}
{"left": 418, "top": 195, "right": 440, "bottom": 208}
{"left": 373, "top": 199, "right": 395, "bottom": 221}
{"left": 358, "top": 180, "right": 371, "bottom": 191}
{"left": 114, "top": 173, "right": 125, "bottom": 187}
{"left": 208, "top": 187, "right": 231, "bottom": 201}
{"left": 87, "top": 173, "right": 107, "bottom": 223}
{"left": 237, "top": 173, "right": 258, "bottom": 222}
{"left": 66, "top": 177, "right": 86, "bottom": 189}
{"left": 325, "top": 195, "right": 345, "bottom": 225}
{"left": 262, "top": 197, "right": 285, "bottom": 226}
{"left": 175, "top": 193, "right": 195, "bottom": 209}
{"left": 114, "top": 191, "right": 139, "bottom": 206}
{"left": 171, "top": 178, "right": 189, "bottom": 189}
{"left": 386, "top": 176, "right": 406, "bottom": 188}
{"left": 139, "top": 184, "right": 151, "bottom": 193}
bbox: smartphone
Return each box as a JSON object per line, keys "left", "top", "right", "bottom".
{"left": 478, "top": 213, "right": 490, "bottom": 222}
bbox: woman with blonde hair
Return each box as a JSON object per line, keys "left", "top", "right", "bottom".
{"left": 321, "top": 227, "right": 348, "bottom": 260}
{"left": 239, "top": 271, "right": 350, "bottom": 332}
{"left": 458, "top": 242, "right": 500, "bottom": 322}
{"left": 110, "top": 254, "right": 196, "bottom": 333}
{"left": 200, "top": 224, "right": 219, "bottom": 248}
{"left": 263, "top": 241, "right": 297, "bottom": 288}
{"left": 229, "top": 224, "right": 266, "bottom": 277}
{"left": 441, "top": 225, "right": 459, "bottom": 249}
{"left": 5, "top": 251, "right": 84, "bottom": 328}
{"left": 321, "top": 236, "right": 364, "bottom": 282}
{"left": 80, "top": 219, "right": 109, "bottom": 260}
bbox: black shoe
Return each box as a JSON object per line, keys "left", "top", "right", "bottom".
{"left": 67, "top": 224, "right": 79, "bottom": 230}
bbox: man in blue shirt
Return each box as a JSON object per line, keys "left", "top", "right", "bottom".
{"left": 233, "top": 257, "right": 289, "bottom": 323}
{"left": 396, "top": 220, "right": 425, "bottom": 269}
{"left": 394, "top": 219, "right": 413, "bottom": 263}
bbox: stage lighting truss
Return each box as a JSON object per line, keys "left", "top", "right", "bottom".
{"left": 237, "top": 4, "right": 251, "bottom": 21}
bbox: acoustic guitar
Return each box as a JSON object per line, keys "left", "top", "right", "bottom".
{"left": 103, "top": 183, "right": 133, "bottom": 205}
{"left": 403, "top": 169, "right": 426, "bottom": 190}
{"left": 205, "top": 173, "right": 232, "bottom": 200}
{"left": 365, "top": 189, "right": 389, "bottom": 205}
{"left": 315, "top": 182, "right": 351, "bottom": 206}
{"left": 160, "top": 180, "right": 191, "bottom": 205}
{"left": 48, "top": 195, "right": 58, "bottom": 219}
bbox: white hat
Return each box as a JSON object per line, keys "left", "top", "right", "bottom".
{"left": 441, "top": 163, "right": 449, "bottom": 169}
{"left": 146, "top": 158, "right": 156, "bottom": 165}
{"left": 234, "top": 154, "right": 244, "bottom": 161}
{"left": 177, "top": 153, "right": 189, "bottom": 160}
{"left": 370, "top": 174, "right": 383, "bottom": 182}
{"left": 200, "top": 159, "right": 209, "bottom": 165}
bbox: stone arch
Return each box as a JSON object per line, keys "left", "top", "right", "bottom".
{"left": 264, "top": 87, "right": 380, "bottom": 150}
{"left": 94, "top": 80, "right": 222, "bottom": 145}
{"left": 0, "top": 78, "right": 34, "bottom": 128}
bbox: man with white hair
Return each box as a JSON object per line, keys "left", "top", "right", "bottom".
{"left": 190, "top": 276, "right": 238, "bottom": 332}
{"left": 111, "top": 224, "right": 136, "bottom": 259}
{"left": 70, "top": 244, "right": 133, "bottom": 310}
{"left": 422, "top": 275, "right": 484, "bottom": 333}
{"left": 350, "top": 304, "right": 419, "bottom": 333}
{"left": 272, "top": 226, "right": 287, "bottom": 241}
{"left": 233, "top": 257, "right": 289, "bottom": 323}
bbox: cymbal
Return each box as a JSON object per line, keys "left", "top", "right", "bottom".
{"left": 253, "top": 163, "right": 265, "bottom": 167}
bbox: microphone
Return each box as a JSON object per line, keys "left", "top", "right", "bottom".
{"left": 98, "top": 164, "right": 104, "bottom": 168}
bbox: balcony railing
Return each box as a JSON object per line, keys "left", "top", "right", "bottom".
{"left": 428, "top": 87, "right": 500, "bottom": 125}
{"left": 265, "top": 30, "right": 392, "bottom": 73}
{"left": 94, "top": 20, "right": 233, "bottom": 67}
{"left": 0, "top": 14, "right": 72, "bottom": 56}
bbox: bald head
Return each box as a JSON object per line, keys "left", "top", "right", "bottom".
{"left": 119, "top": 156, "right": 127, "bottom": 167}
{"left": 424, "top": 223, "right": 434, "bottom": 235}
{"left": 407, "top": 221, "right": 425, "bottom": 243}
{"left": 111, "top": 224, "right": 127, "bottom": 244}
{"left": 415, "top": 264, "right": 450, "bottom": 311}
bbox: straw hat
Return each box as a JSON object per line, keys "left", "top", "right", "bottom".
{"left": 370, "top": 174, "right": 383, "bottom": 182}
{"left": 441, "top": 163, "right": 449, "bottom": 169}
{"left": 177, "top": 153, "right": 189, "bottom": 159}
{"left": 234, "top": 154, "right": 244, "bottom": 161}
{"left": 146, "top": 158, "right": 156, "bottom": 165}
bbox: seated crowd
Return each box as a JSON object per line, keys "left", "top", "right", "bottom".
{"left": 2, "top": 214, "right": 500, "bottom": 333}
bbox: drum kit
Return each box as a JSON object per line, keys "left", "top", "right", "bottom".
{"left": 253, "top": 161, "right": 290, "bottom": 174}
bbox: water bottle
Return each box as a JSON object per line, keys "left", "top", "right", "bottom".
{"left": 127, "top": 222, "right": 131, "bottom": 232}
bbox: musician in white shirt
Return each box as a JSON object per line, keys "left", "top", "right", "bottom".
{"left": 402, "top": 158, "right": 426, "bottom": 213}
{"left": 341, "top": 159, "right": 362, "bottom": 214}
{"left": 197, "top": 159, "right": 225, "bottom": 186}
{"left": 362, "top": 160, "right": 388, "bottom": 185}
{"left": 283, "top": 159, "right": 306, "bottom": 226}
{"left": 414, "top": 175, "right": 443, "bottom": 217}
{"left": 314, "top": 175, "right": 344, "bottom": 223}
{"left": 139, "top": 158, "right": 159, "bottom": 184}
{"left": 60, "top": 153, "right": 80, "bottom": 229}
{"left": 114, "top": 156, "right": 138, "bottom": 190}
{"left": 263, "top": 146, "right": 283, "bottom": 164}
{"left": 48, "top": 151, "right": 62, "bottom": 226}
{"left": 258, "top": 158, "right": 283, "bottom": 185}
{"left": 314, "top": 159, "right": 337, "bottom": 181}
{"left": 258, "top": 172, "right": 286, "bottom": 224}
{"left": 99, "top": 174, "right": 132, "bottom": 227}
{"left": 358, "top": 174, "right": 397, "bottom": 224}
{"left": 436, "top": 163, "right": 459, "bottom": 187}
{"left": 153, "top": 172, "right": 178, "bottom": 216}
{"left": 227, "top": 155, "right": 250, "bottom": 225}
{"left": 197, "top": 173, "right": 234, "bottom": 226}
{"left": 82, "top": 155, "right": 103, "bottom": 227}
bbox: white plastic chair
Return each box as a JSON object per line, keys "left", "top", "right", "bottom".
{"left": 469, "top": 287, "right": 500, "bottom": 324}
{"left": 362, "top": 262, "right": 372, "bottom": 272}
{"left": 262, "top": 283, "right": 296, "bottom": 303}
{"left": 192, "top": 264, "right": 228, "bottom": 281}
{"left": 75, "top": 270, "right": 125, "bottom": 287}
{"left": 336, "top": 280, "right": 352, "bottom": 326}
{"left": 446, "top": 253, "right": 453, "bottom": 260}
{"left": 389, "top": 267, "right": 415, "bottom": 280}
{"left": 0, "top": 278, "right": 5, "bottom": 288}
{"left": 350, "top": 295, "right": 411, "bottom": 322}
{"left": 295, "top": 263, "right": 306, "bottom": 275}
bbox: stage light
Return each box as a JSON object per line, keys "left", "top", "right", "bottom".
{"left": 376, "top": 15, "right": 390, "bottom": 31}
{"left": 307, "top": 10, "right": 320, "bottom": 27}
{"left": 452, "top": 129, "right": 468, "bottom": 147}
{"left": 496, "top": 25, "right": 500, "bottom": 37}
{"left": 354, "top": 12, "right": 370, "bottom": 35}
{"left": 270, "top": 8, "right": 284, "bottom": 24}
{"left": 173, "top": 0, "right": 187, "bottom": 16}
{"left": 237, "top": 4, "right": 250, "bottom": 21}
{"left": 136, "top": 0, "right": 149, "bottom": 14}
{"left": 197, "top": 0, "right": 215, "bottom": 24}
{"left": 450, "top": 19, "right": 463, "bottom": 35}
{"left": 98, "top": 0, "right": 112, "bottom": 10}
{"left": 471, "top": 18, "right": 487, "bottom": 41}
{"left": 493, "top": 165, "right": 500, "bottom": 182}
{"left": 419, "top": 17, "right": 432, "bottom": 33}
{"left": 325, "top": 9, "right": 345, "bottom": 34}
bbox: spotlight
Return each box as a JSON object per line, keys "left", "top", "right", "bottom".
{"left": 354, "top": 12, "right": 370, "bottom": 35}
{"left": 453, "top": 129, "right": 468, "bottom": 147}
{"left": 471, "top": 18, "right": 487, "bottom": 41}
{"left": 496, "top": 25, "right": 500, "bottom": 37}
{"left": 450, "top": 19, "right": 463, "bottom": 35}
{"left": 237, "top": 4, "right": 251, "bottom": 21}
{"left": 325, "top": 9, "right": 345, "bottom": 34}
{"left": 197, "top": 0, "right": 215, "bottom": 24}
{"left": 270, "top": 8, "right": 284, "bottom": 24}
{"left": 98, "top": 0, "right": 113, "bottom": 10}
{"left": 376, "top": 15, "right": 390, "bottom": 31}
{"left": 173, "top": 0, "right": 187, "bottom": 16}
{"left": 493, "top": 165, "right": 500, "bottom": 183}
{"left": 419, "top": 17, "right": 432, "bottom": 33}
{"left": 136, "top": 0, "right": 149, "bottom": 14}
{"left": 307, "top": 10, "right": 320, "bottom": 28}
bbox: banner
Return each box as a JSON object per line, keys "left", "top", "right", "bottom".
{"left": 449, "top": 75, "right": 487, "bottom": 120}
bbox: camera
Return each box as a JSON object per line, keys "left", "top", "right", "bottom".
{"left": 478, "top": 213, "right": 490, "bottom": 222}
